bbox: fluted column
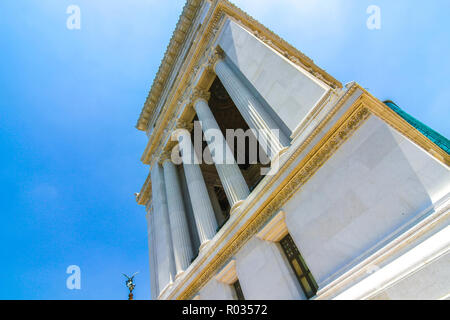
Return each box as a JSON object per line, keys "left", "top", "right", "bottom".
{"left": 173, "top": 127, "right": 218, "bottom": 248}
{"left": 145, "top": 208, "right": 159, "bottom": 300}
{"left": 191, "top": 90, "right": 250, "bottom": 212}
{"left": 150, "top": 164, "right": 176, "bottom": 293}
{"left": 211, "top": 48, "right": 290, "bottom": 160}
{"left": 207, "top": 185, "right": 226, "bottom": 227}
{"left": 161, "top": 155, "right": 193, "bottom": 275}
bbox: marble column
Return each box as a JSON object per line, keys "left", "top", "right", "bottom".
{"left": 207, "top": 185, "right": 226, "bottom": 227}
{"left": 192, "top": 91, "right": 250, "bottom": 212}
{"left": 145, "top": 208, "right": 159, "bottom": 300}
{"left": 150, "top": 163, "right": 176, "bottom": 293}
{"left": 211, "top": 49, "right": 290, "bottom": 160}
{"left": 173, "top": 127, "right": 218, "bottom": 248}
{"left": 161, "top": 156, "right": 193, "bottom": 276}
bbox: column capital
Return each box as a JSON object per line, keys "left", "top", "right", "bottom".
{"left": 172, "top": 120, "right": 193, "bottom": 141}
{"left": 206, "top": 46, "right": 225, "bottom": 72}
{"left": 158, "top": 150, "right": 173, "bottom": 164}
{"left": 176, "top": 119, "right": 193, "bottom": 132}
{"left": 172, "top": 128, "right": 191, "bottom": 141}
{"left": 190, "top": 88, "right": 211, "bottom": 106}
{"left": 162, "top": 158, "right": 194, "bottom": 273}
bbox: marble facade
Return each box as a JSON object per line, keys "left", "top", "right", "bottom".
{"left": 135, "top": 0, "right": 450, "bottom": 300}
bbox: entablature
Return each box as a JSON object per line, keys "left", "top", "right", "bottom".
{"left": 137, "top": 0, "right": 343, "bottom": 164}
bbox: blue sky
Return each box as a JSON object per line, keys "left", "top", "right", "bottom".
{"left": 0, "top": 0, "right": 448, "bottom": 300}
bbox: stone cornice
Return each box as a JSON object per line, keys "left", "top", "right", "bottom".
{"left": 136, "top": 0, "right": 343, "bottom": 133}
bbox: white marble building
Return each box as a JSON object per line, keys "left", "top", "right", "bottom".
{"left": 135, "top": 0, "right": 450, "bottom": 300}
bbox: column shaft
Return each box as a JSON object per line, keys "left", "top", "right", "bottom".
{"left": 150, "top": 164, "right": 176, "bottom": 293}
{"left": 194, "top": 98, "right": 250, "bottom": 209}
{"left": 145, "top": 209, "right": 158, "bottom": 300}
{"left": 175, "top": 129, "right": 218, "bottom": 246}
{"left": 207, "top": 185, "right": 226, "bottom": 227}
{"left": 162, "top": 160, "right": 193, "bottom": 274}
{"left": 214, "top": 59, "right": 290, "bottom": 160}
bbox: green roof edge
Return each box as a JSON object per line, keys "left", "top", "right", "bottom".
{"left": 384, "top": 100, "right": 450, "bottom": 155}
